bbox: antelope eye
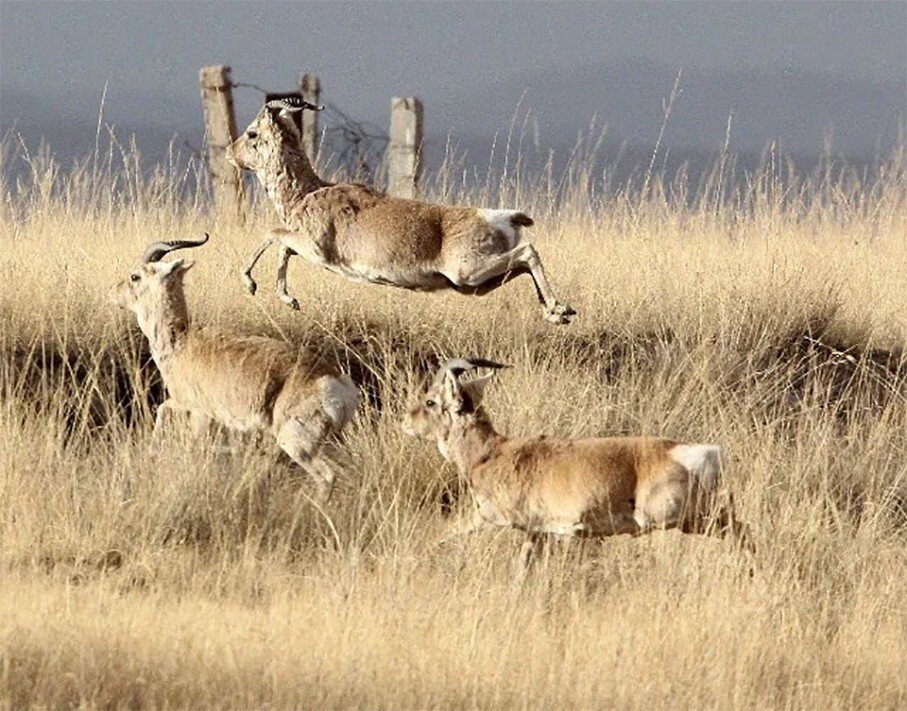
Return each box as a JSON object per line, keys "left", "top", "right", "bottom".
{"left": 247, "top": 130, "right": 258, "bottom": 139}
{"left": 425, "top": 399, "right": 436, "bottom": 408}
{"left": 130, "top": 273, "right": 141, "bottom": 283}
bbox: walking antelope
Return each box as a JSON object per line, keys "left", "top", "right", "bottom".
{"left": 403, "top": 358, "right": 748, "bottom": 571}
{"left": 227, "top": 98, "right": 576, "bottom": 324}
{"left": 111, "top": 235, "right": 359, "bottom": 502}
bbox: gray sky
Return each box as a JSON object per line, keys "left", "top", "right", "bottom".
{"left": 1, "top": 1, "right": 905, "bottom": 166}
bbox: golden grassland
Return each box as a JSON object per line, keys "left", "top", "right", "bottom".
{"left": 1, "top": 134, "right": 906, "bottom": 708}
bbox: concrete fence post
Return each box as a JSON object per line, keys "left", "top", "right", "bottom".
{"left": 388, "top": 97, "right": 423, "bottom": 198}
{"left": 199, "top": 65, "right": 243, "bottom": 219}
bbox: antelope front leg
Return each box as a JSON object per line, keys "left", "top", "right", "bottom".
{"left": 276, "top": 244, "right": 300, "bottom": 310}
{"left": 152, "top": 399, "right": 177, "bottom": 438}
{"left": 242, "top": 232, "right": 281, "bottom": 295}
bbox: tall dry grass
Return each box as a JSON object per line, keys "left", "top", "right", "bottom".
{"left": 1, "top": 128, "right": 906, "bottom": 709}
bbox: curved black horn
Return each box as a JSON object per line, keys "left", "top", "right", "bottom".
{"left": 265, "top": 97, "right": 323, "bottom": 113}
{"left": 141, "top": 233, "right": 210, "bottom": 264}
{"left": 435, "top": 357, "right": 509, "bottom": 383}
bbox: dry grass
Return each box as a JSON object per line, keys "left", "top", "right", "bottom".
{"left": 1, "top": 132, "right": 906, "bottom": 709}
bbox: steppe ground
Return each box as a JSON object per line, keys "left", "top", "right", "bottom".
{"left": 1, "top": 132, "right": 905, "bottom": 709}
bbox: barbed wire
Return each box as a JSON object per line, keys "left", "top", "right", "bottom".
{"left": 320, "top": 102, "right": 388, "bottom": 181}
{"left": 229, "top": 80, "right": 271, "bottom": 95}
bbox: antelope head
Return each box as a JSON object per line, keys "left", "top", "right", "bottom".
{"left": 403, "top": 357, "right": 508, "bottom": 441}
{"left": 111, "top": 234, "right": 209, "bottom": 334}
{"left": 227, "top": 97, "right": 322, "bottom": 172}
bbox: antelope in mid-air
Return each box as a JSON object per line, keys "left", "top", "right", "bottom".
{"left": 227, "top": 98, "right": 576, "bottom": 324}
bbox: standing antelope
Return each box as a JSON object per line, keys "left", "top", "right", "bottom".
{"left": 111, "top": 235, "right": 359, "bottom": 502}
{"left": 226, "top": 98, "right": 576, "bottom": 324}
{"left": 403, "top": 358, "right": 748, "bottom": 572}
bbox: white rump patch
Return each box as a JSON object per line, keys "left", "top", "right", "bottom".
{"left": 477, "top": 209, "right": 525, "bottom": 249}
{"left": 318, "top": 375, "right": 360, "bottom": 429}
{"left": 669, "top": 444, "right": 723, "bottom": 492}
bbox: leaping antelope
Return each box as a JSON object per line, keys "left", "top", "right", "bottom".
{"left": 227, "top": 98, "right": 576, "bottom": 324}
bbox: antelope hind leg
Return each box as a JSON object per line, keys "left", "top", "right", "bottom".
{"left": 446, "top": 243, "right": 575, "bottom": 324}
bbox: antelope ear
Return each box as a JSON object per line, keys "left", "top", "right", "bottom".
{"left": 460, "top": 374, "right": 494, "bottom": 406}
{"left": 274, "top": 111, "right": 302, "bottom": 140}
{"left": 441, "top": 370, "right": 464, "bottom": 412}
{"left": 260, "top": 105, "right": 279, "bottom": 123}
{"left": 159, "top": 259, "right": 193, "bottom": 278}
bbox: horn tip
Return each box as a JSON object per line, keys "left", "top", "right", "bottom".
{"left": 470, "top": 357, "right": 509, "bottom": 370}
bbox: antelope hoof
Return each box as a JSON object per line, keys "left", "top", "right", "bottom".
{"left": 242, "top": 275, "right": 257, "bottom": 296}
{"left": 552, "top": 301, "right": 576, "bottom": 316}
{"left": 284, "top": 297, "right": 300, "bottom": 311}
{"left": 544, "top": 303, "right": 575, "bottom": 325}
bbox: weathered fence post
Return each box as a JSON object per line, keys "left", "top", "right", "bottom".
{"left": 388, "top": 97, "right": 423, "bottom": 199}
{"left": 299, "top": 73, "right": 321, "bottom": 164}
{"left": 199, "top": 65, "right": 243, "bottom": 218}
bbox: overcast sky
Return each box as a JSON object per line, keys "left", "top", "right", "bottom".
{"left": 1, "top": 1, "right": 905, "bottom": 165}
